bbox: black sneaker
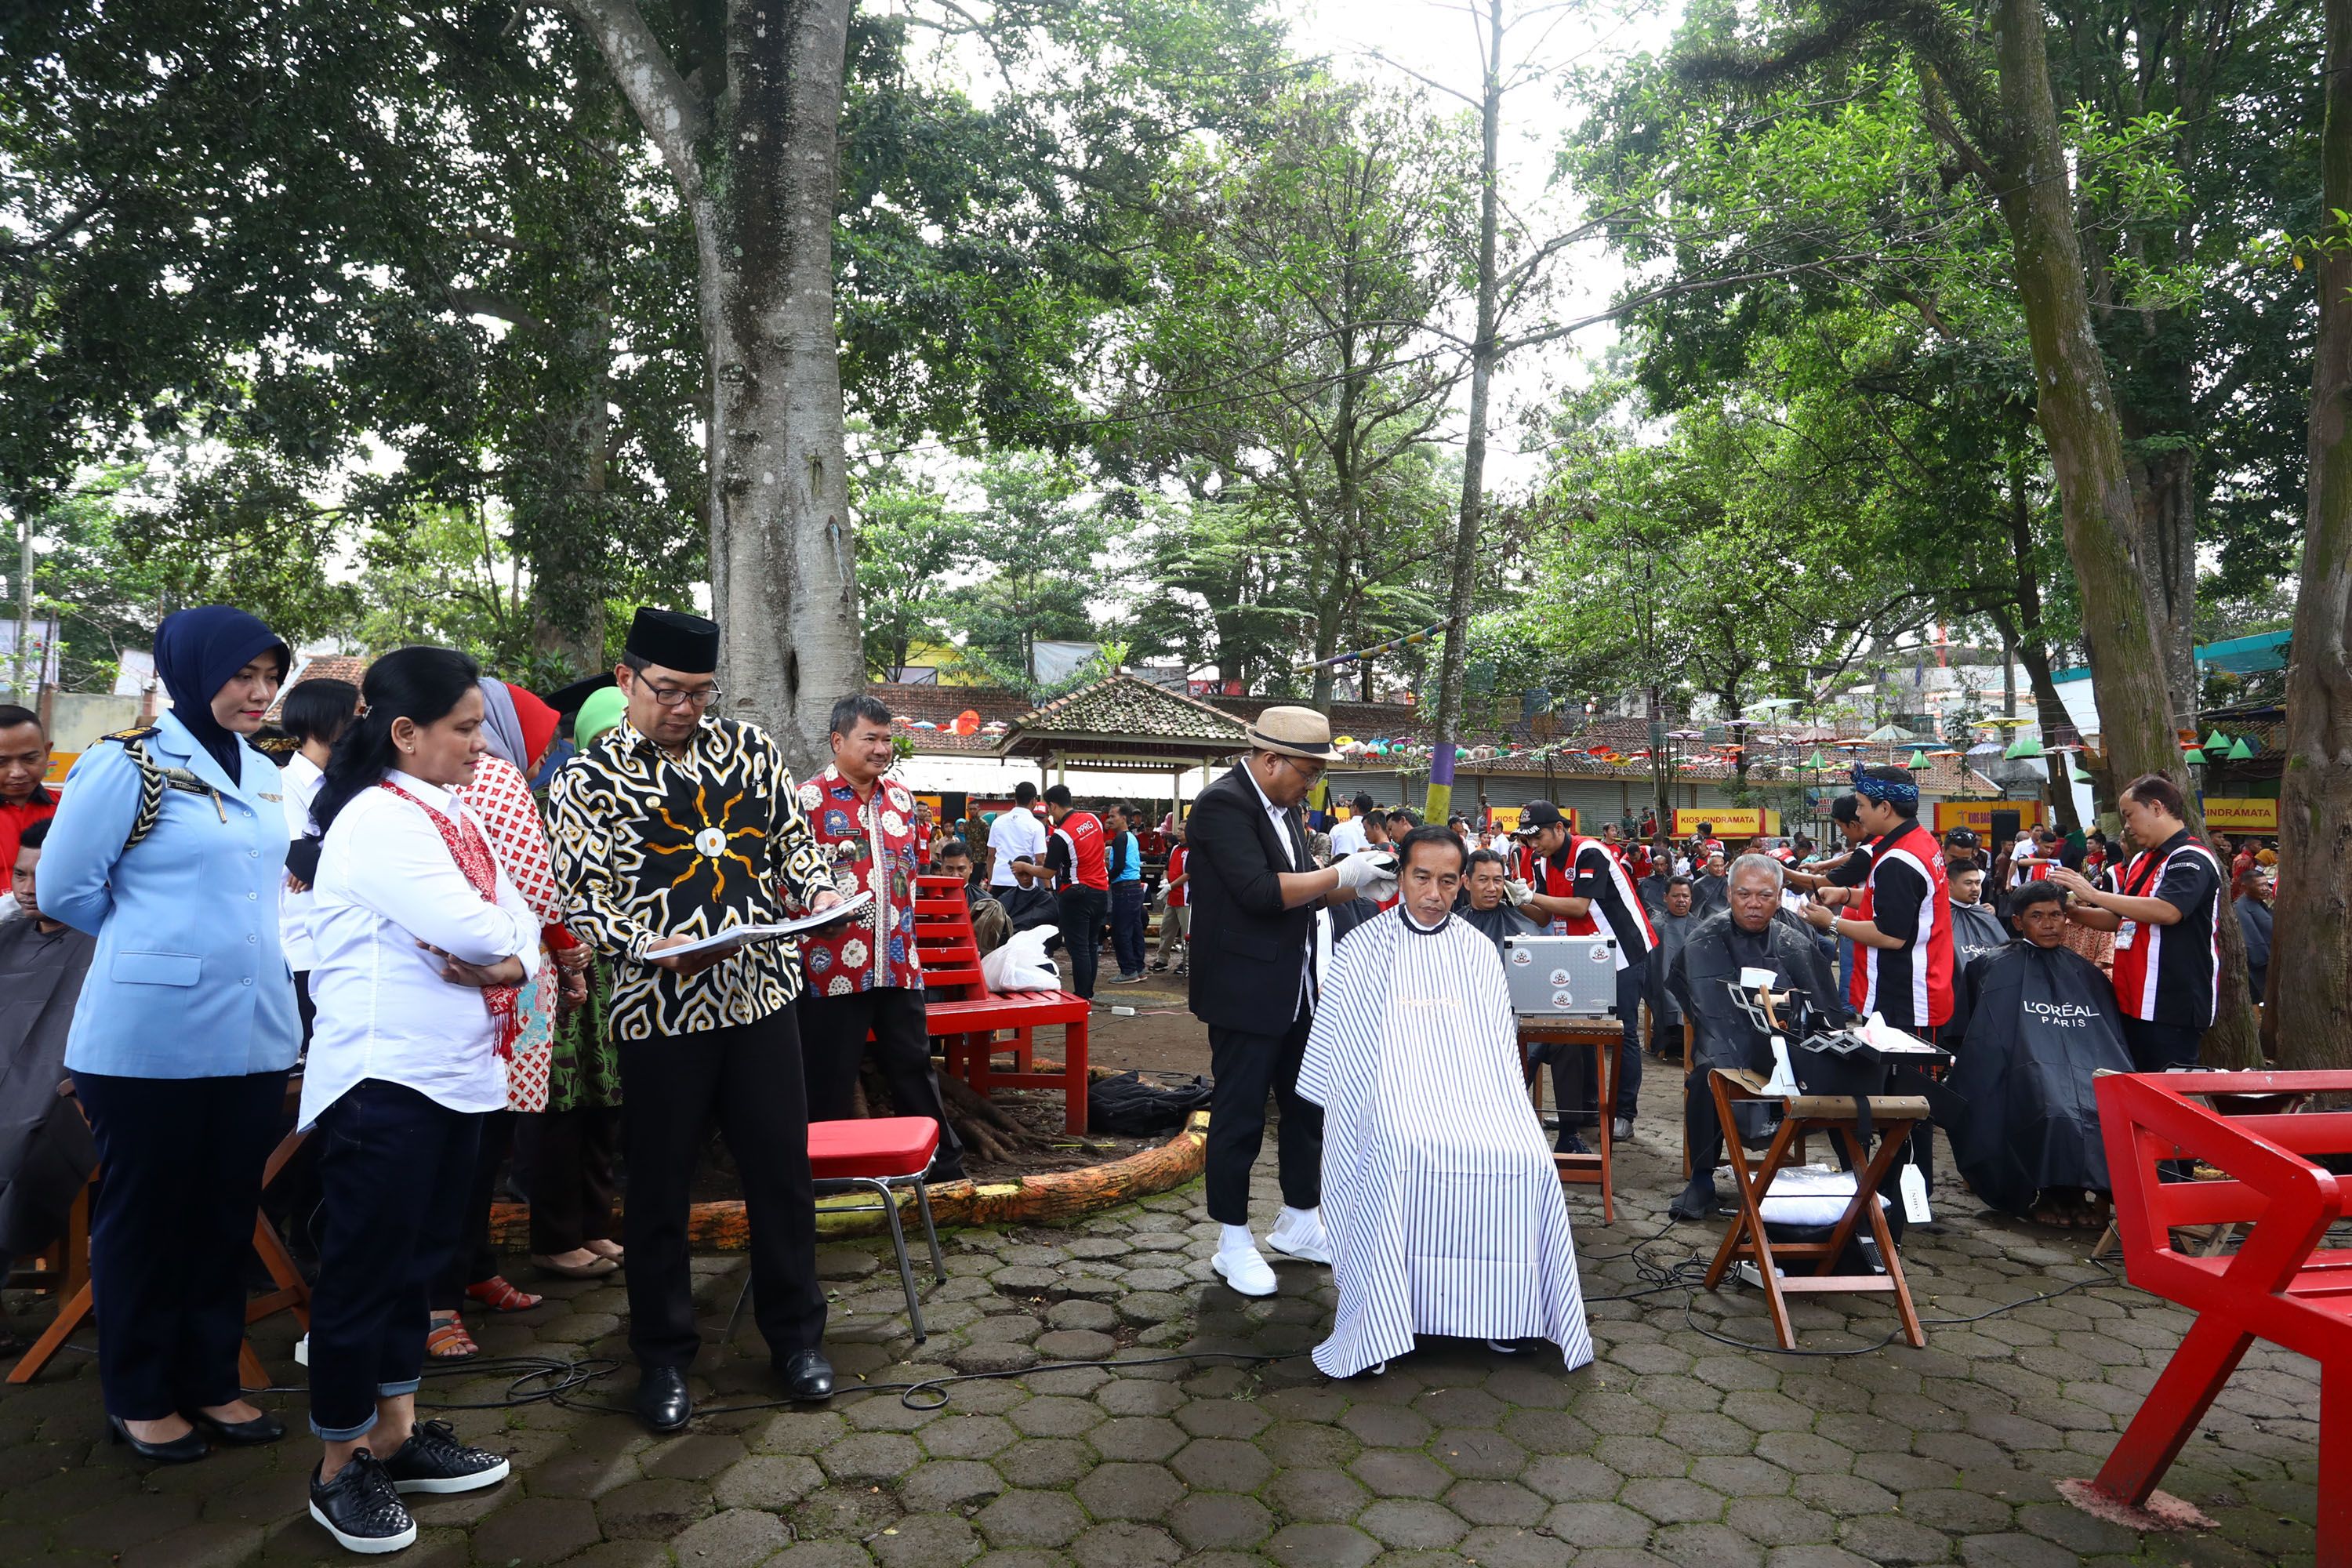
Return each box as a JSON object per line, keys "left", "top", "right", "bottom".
{"left": 310, "top": 1449, "right": 416, "bottom": 1555}
{"left": 381, "top": 1419, "right": 511, "bottom": 1494}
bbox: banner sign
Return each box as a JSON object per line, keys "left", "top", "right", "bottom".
{"left": 1672, "top": 808, "right": 1779, "bottom": 837}
{"left": 1489, "top": 805, "right": 1576, "bottom": 833}
{"left": 2202, "top": 797, "right": 2278, "bottom": 833}
{"left": 1933, "top": 800, "right": 2047, "bottom": 835}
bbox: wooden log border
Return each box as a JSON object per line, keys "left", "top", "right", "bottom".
{"left": 487, "top": 1110, "right": 1208, "bottom": 1250}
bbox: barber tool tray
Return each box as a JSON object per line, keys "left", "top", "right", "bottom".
{"left": 1502, "top": 933, "right": 1621, "bottom": 1020}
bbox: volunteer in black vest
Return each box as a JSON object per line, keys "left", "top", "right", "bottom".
{"left": 1185, "top": 708, "right": 1398, "bottom": 1298}
{"left": 2046, "top": 772, "right": 2220, "bottom": 1071}
{"left": 1512, "top": 800, "right": 1660, "bottom": 1149}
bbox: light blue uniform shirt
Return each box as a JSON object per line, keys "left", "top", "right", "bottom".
{"left": 39, "top": 711, "right": 302, "bottom": 1079}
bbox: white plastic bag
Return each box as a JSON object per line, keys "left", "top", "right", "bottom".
{"left": 982, "top": 923, "right": 1060, "bottom": 993}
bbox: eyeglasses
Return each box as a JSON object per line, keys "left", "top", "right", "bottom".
{"left": 643, "top": 685, "right": 721, "bottom": 709}
{"left": 1272, "top": 755, "right": 1325, "bottom": 783}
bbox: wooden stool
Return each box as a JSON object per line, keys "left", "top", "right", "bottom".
{"left": 9, "top": 1124, "right": 314, "bottom": 1388}
{"left": 1518, "top": 1022, "right": 1620, "bottom": 1224}
{"left": 1703, "top": 1067, "right": 1930, "bottom": 1350}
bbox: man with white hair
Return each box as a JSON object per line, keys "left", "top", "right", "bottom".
{"left": 1668, "top": 852, "right": 1844, "bottom": 1221}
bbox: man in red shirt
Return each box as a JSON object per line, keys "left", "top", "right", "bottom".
{"left": 0, "top": 706, "right": 56, "bottom": 876}
{"left": 1152, "top": 818, "right": 1190, "bottom": 975}
{"left": 1014, "top": 784, "right": 1111, "bottom": 998}
{"left": 795, "top": 695, "right": 963, "bottom": 1180}
{"left": 1514, "top": 800, "right": 1661, "bottom": 1148}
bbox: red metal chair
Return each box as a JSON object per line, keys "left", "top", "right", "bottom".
{"left": 913, "top": 875, "right": 1091, "bottom": 1131}
{"left": 811, "top": 1116, "right": 949, "bottom": 1342}
{"left": 2081, "top": 1069, "right": 2352, "bottom": 1563}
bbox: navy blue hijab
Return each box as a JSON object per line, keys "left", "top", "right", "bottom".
{"left": 153, "top": 607, "right": 289, "bottom": 785}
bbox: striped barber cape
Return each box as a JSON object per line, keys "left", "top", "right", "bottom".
{"left": 1296, "top": 905, "right": 1594, "bottom": 1379}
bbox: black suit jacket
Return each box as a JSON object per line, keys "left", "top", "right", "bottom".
{"left": 1185, "top": 763, "right": 1319, "bottom": 1031}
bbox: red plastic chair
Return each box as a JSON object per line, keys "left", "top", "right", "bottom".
{"left": 2085, "top": 1069, "right": 2352, "bottom": 1563}
{"left": 809, "top": 1116, "right": 949, "bottom": 1342}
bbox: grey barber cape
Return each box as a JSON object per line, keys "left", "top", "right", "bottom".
{"left": 0, "top": 917, "right": 97, "bottom": 1256}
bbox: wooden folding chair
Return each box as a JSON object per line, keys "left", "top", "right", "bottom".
{"left": 1702, "top": 1067, "right": 1930, "bottom": 1350}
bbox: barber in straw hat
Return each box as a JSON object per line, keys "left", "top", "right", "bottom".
{"left": 1185, "top": 707, "right": 1401, "bottom": 1295}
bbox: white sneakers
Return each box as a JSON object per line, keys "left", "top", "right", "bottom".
{"left": 1212, "top": 1247, "right": 1279, "bottom": 1297}
{"left": 1265, "top": 1207, "right": 1334, "bottom": 1265}
{"left": 1218, "top": 1207, "right": 1333, "bottom": 1297}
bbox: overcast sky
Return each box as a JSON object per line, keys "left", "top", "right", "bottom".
{"left": 1285, "top": 0, "right": 1682, "bottom": 489}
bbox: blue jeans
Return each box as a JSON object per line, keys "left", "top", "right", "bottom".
{"left": 307, "top": 1080, "right": 481, "bottom": 1440}
{"left": 1109, "top": 882, "right": 1149, "bottom": 977}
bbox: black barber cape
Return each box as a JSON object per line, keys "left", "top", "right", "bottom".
{"left": 1947, "top": 900, "right": 2009, "bottom": 983}
{"left": 1453, "top": 894, "right": 1537, "bottom": 959}
{"left": 1643, "top": 909, "right": 1700, "bottom": 1026}
{"left": 1670, "top": 909, "right": 1843, "bottom": 1076}
{"left": 1941, "top": 940, "right": 2131, "bottom": 1215}
{"left": 0, "top": 917, "right": 97, "bottom": 1255}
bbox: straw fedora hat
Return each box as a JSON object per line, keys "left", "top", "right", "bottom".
{"left": 1244, "top": 705, "right": 1345, "bottom": 763}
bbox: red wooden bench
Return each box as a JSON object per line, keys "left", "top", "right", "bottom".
{"left": 913, "top": 874, "right": 1091, "bottom": 1132}
{"left": 2078, "top": 1069, "right": 2352, "bottom": 1560}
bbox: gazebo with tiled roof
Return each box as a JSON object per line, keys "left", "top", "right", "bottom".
{"left": 996, "top": 673, "right": 1249, "bottom": 794}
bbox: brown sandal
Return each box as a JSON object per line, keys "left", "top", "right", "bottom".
{"left": 426, "top": 1317, "right": 478, "bottom": 1360}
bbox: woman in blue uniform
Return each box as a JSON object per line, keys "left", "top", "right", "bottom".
{"left": 38, "top": 607, "right": 302, "bottom": 1461}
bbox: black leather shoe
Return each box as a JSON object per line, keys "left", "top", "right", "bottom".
{"left": 185, "top": 1406, "right": 287, "bottom": 1446}
{"left": 106, "top": 1415, "right": 209, "bottom": 1464}
{"left": 775, "top": 1348, "right": 834, "bottom": 1402}
{"left": 1668, "top": 1177, "right": 1722, "bottom": 1223}
{"left": 633, "top": 1367, "right": 692, "bottom": 1432}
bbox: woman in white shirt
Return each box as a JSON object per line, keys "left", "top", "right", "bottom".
{"left": 278, "top": 677, "right": 359, "bottom": 1043}
{"left": 298, "top": 648, "right": 536, "bottom": 1555}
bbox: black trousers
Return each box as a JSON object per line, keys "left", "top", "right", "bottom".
{"left": 515, "top": 1105, "right": 620, "bottom": 1255}
{"left": 2122, "top": 1015, "right": 2203, "bottom": 1073}
{"left": 74, "top": 1069, "right": 288, "bottom": 1421}
{"left": 1205, "top": 1014, "right": 1322, "bottom": 1225}
{"left": 797, "top": 985, "right": 964, "bottom": 1178}
{"left": 307, "top": 1079, "right": 481, "bottom": 1439}
{"left": 1554, "top": 956, "right": 1646, "bottom": 1133}
{"left": 433, "top": 1109, "right": 514, "bottom": 1311}
{"left": 1058, "top": 885, "right": 1110, "bottom": 997}
{"left": 619, "top": 1011, "right": 826, "bottom": 1368}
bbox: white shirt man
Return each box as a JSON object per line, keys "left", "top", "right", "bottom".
{"left": 986, "top": 794, "right": 1048, "bottom": 891}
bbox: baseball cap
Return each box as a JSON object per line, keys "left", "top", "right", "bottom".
{"left": 1513, "top": 800, "right": 1567, "bottom": 836}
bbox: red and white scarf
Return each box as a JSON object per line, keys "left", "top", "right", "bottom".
{"left": 380, "top": 779, "right": 520, "bottom": 1056}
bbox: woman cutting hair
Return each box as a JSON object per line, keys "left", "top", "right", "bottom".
{"left": 39, "top": 607, "right": 300, "bottom": 1462}
{"left": 299, "top": 647, "right": 538, "bottom": 1554}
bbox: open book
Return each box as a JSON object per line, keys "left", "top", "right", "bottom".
{"left": 655, "top": 891, "right": 874, "bottom": 960}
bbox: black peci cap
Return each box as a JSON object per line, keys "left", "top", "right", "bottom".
{"left": 625, "top": 608, "right": 719, "bottom": 674}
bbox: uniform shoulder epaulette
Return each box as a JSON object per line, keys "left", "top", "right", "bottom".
{"left": 95, "top": 727, "right": 169, "bottom": 850}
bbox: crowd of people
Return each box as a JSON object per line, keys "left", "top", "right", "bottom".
{"left": 0, "top": 618, "right": 2282, "bottom": 1544}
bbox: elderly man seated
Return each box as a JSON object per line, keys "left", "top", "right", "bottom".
{"left": 1667, "top": 852, "right": 1844, "bottom": 1221}
{"left": 1942, "top": 880, "right": 2131, "bottom": 1229}
{"left": 1298, "top": 826, "right": 1592, "bottom": 1378}
{"left": 0, "top": 819, "right": 98, "bottom": 1329}
{"left": 1454, "top": 847, "right": 1537, "bottom": 958}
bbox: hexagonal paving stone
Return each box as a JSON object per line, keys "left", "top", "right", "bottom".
{"left": 901, "top": 1458, "right": 1008, "bottom": 1511}
{"left": 1167, "top": 1490, "right": 1276, "bottom": 1551}
{"left": 817, "top": 1430, "right": 925, "bottom": 1483}
{"left": 1358, "top": 1497, "right": 1469, "bottom": 1549}
{"left": 470, "top": 1496, "right": 602, "bottom": 1566}
{"left": 1171, "top": 1437, "right": 1273, "bottom": 1492}
{"left": 1074, "top": 1461, "right": 1185, "bottom": 1521}
{"left": 596, "top": 1476, "right": 717, "bottom": 1539}
{"left": 1009, "top": 1396, "right": 1109, "bottom": 1438}
{"left": 871, "top": 1512, "right": 984, "bottom": 1568}
{"left": 973, "top": 1487, "right": 1089, "bottom": 1549}
{"left": 1175, "top": 1399, "right": 1272, "bottom": 1439}
{"left": 670, "top": 1507, "right": 791, "bottom": 1566}
{"left": 1349, "top": 1447, "right": 1455, "bottom": 1499}
{"left": 1262, "top": 1521, "right": 1383, "bottom": 1568}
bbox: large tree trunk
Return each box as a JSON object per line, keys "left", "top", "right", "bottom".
{"left": 1999, "top": 440, "right": 2081, "bottom": 833}
{"left": 2128, "top": 443, "right": 2201, "bottom": 718}
{"left": 1426, "top": 0, "right": 1506, "bottom": 827}
{"left": 561, "top": 0, "right": 860, "bottom": 777}
{"left": 1984, "top": 0, "right": 2260, "bottom": 1065}
{"left": 2273, "top": 0, "right": 2352, "bottom": 1069}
